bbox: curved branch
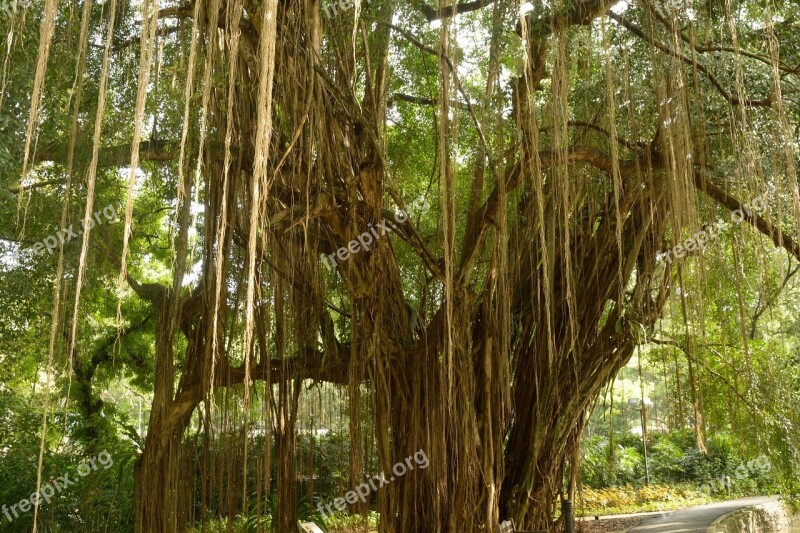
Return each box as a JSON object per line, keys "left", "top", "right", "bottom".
{"left": 217, "top": 346, "right": 352, "bottom": 387}
{"left": 651, "top": 338, "right": 759, "bottom": 413}
{"left": 694, "top": 44, "right": 799, "bottom": 76}
{"left": 518, "top": 0, "right": 617, "bottom": 38}
{"left": 693, "top": 172, "right": 800, "bottom": 261}
{"left": 94, "top": 223, "right": 168, "bottom": 302}
{"left": 11, "top": 140, "right": 186, "bottom": 193}
{"left": 34, "top": 139, "right": 182, "bottom": 168}
{"left": 641, "top": 0, "right": 800, "bottom": 76}
{"left": 389, "top": 92, "right": 473, "bottom": 111}
{"left": 457, "top": 145, "right": 652, "bottom": 284}
{"left": 540, "top": 121, "right": 646, "bottom": 151}
{"left": 414, "top": 0, "right": 497, "bottom": 22}
{"left": 749, "top": 263, "right": 800, "bottom": 338}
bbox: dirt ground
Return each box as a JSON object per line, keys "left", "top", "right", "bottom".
{"left": 576, "top": 515, "right": 650, "bottom": 533}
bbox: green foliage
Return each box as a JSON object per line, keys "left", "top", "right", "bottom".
{"left": 648, "top": 436, "right": 685, "bottom": 482}
{"left": 295, "top": 432, "right": 353, "bottom": 499}
{"left": 581, "top": 429, "right": 782, "bottom": 501}
{"left": 321, "top": 510, "right": 378, "bottom": 531}
{"left": 577, "top": 484, "right": 713, "bottom": 516}
{"left": 0, "top": 390, "right": 137, "bottom": 532}
{"left": 242, "top": 493, "right": 327, "bottom": 532}
{"left": 580, "top": 436, "right": 643, "bottom": 487}
{"left": 188, "top": 493, "right": 332, "bottom": 532}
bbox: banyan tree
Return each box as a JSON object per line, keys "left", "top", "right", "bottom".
{"left": 3, "top": 0, "right": 799, "bottom": 530}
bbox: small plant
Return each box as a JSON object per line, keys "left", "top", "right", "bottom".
{"left": 322, "top": 510, "right": 379, "bottom": 532}
{"left": 242, "top": 492, "right": 328, "bottom": 532}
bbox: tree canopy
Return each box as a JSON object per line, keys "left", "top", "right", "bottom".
{"left": 1, "top": 0, "right": 799, "bottom": 531}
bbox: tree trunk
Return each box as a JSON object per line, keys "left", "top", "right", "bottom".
{"left": 135, "top": 411, "right": 192, "bottom": 532}
{"left": 133, "top": 289, "right": 205, "bottom": 531}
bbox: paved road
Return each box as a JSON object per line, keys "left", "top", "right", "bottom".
{"left": 627, "top": 496, "right": 778, "bottom": 532}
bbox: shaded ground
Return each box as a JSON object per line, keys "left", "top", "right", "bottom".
{"left": 328, "top": 498, "right": 780, "bottom": 532}
{"left": 627, "top": 496, "right": 777, "bottom": 532}
{"left": 578, "top": 515, "right": 652, "bottom": 533}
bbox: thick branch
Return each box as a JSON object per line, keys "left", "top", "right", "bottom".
{"left": 35, "top": 139, "right": 181, "bottom": 168}
{"left": 94, "top": 223, "right": 168, "bottom": 302}
{"left": 414, "top": 0, "right": 497, "bottom": 22}
{"left": 694, "top": 172, "right": 800, "bottom": 261}
{"left": 217, "top": 347, "right": 352, "bottom": 387}
{"left": 389, "top": 92, "right": 473, "bottom": 111}
{"left": 519, "top": 0, "right": 617, "bottom": 38}
{"left": 539, "top": 120, "right": 646, "bottom": 151}
{"left": 16, "top": 139, "right": 231, "bottom": 193}
{"left": 457, "top": 145, "right": 652, "bottom": 284}
{"left": 12, "top": 140, "right": 181, "bottom": 192}
{"left": 11, "top": 177, "right": 69, "bottom": 193}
